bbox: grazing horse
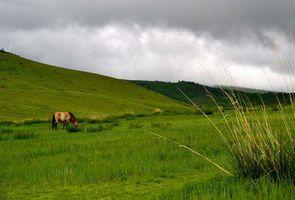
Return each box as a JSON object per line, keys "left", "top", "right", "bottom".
{"left": 52, "top": 112, "right": 78, "bottom": 130}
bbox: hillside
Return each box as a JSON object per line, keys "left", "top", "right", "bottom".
{"left": 131, "top": 80, "right": 292, "bottom": 109}
{"left": 0, "top": 51, "right": 192, "bottom": 120}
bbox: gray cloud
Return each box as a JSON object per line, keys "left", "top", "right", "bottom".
{"left": 0, "top": 0, "right": 295, "bottom": 91}
{"left": 1, "top": 0, "right": 295, "bottom": 36}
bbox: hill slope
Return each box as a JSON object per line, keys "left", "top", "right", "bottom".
{"left": 131, "top": 80, "right": 291, "bottom": 109}
{"left": 0, "top": 51, "right": 192, "bottom": 120}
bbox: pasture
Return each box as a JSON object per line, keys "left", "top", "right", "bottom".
{"left": 0, "top": 111, "right": 294, "bottom": 199}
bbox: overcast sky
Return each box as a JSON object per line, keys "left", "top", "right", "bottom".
{"left": 1, "top": 0, "right": 295, "bottom": 91}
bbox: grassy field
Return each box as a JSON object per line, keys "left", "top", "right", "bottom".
{"left": 0, "top": 112, "right": 294, "bottom": 199}
{"left": 0, "top": 51, "right": 294, "bottom": 199}
{"left": 0, "top": 51, "right": 192, "bottom": 121}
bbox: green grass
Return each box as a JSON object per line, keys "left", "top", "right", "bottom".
{"left": 0, "top": 52, "right": 192, "bottom": 121}
{"left": 0, "top": 113, "right": 293, "bottom": 199}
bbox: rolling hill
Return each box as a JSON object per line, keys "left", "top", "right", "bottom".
{"left": 131, "top": 80, "right": 292, "bottom": 109}
{"left": 0, "top": 51, "right": 192, "bottom": 120}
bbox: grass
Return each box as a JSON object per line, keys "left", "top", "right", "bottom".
{"left": 0, "top": 51, "right": 192, "bottom": 121}
{"left": 0, "top": 113, "right": 293, "bottom": 199}
{"left": 13, "top": 131, "right": 38, "bottom": 140}
{"left": 0, "top": 50, "right": 294, "bottom": 199}
{"left": 178, "top": 86, "right": 295, "bottom": 182}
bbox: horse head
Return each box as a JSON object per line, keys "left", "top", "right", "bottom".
{"left": 73, "top": 119, "right": 78, "bottom": 127}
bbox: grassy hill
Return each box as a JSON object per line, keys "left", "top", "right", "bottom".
{"left": 132, "top": 80, "right": 292, "bottom": 110}
{"left": 0, "top": 51, "right": 192, "bottom": 120}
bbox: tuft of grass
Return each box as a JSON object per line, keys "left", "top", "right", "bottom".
{"left": 150, "top": 122, "right": 172, "bottom": 128}
{"left": 0, "top": 128, "right": 13, "bottom": 134}
{"left": 203, "top": 110, "right": 213, "bottom": 115}
{"left": 86, "top": 124, "right": 113, "bottom": 132}
{"left": 229, "top": 117, "right": 295, "bottom": 181}
{"left": 178, "top": 87, "right": 295, "bottom": 182}
{"left": 153, "top": 108, "right": 163, "bottom": 115}
{"left": 13, "top": 132, "right": 37, "bottom": 140}
{"left": 120, "top": 112, "right": 136, "bottom": 120}
{"left": 128, "top": 122, "right": 144, "bottom": 129}
{"left": 66, "top": 127, "right": 82, "bottom": 133}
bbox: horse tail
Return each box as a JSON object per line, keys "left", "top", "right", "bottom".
{"left": 52, "top": 114, "right": 56, "bottom": 130}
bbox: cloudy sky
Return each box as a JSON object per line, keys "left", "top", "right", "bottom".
{"left": 1, "top": 0, "right": 295, "bottom": 91}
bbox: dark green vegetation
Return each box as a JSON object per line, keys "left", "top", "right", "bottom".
{"left": 0, "top": 113, "right": 294, "bottom": 199}
{"left": 132, "top": 80, "right": 291, "bottom": 109}
{"left": 0, "top": 51, "right": 192, "bottom": 121}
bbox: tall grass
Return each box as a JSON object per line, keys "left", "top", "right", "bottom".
{"left": 178, "top": 86, "right": 295, "bottom": 182}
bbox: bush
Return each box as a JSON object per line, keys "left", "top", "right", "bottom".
{"left": 14, "top": 132, "right": 37, "bottom": 140}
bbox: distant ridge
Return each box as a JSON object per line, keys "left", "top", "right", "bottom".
{"left": 131, "top": 80, "right": 292, "bottom": 109}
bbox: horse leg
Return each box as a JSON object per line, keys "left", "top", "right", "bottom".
{"left": 55, "top": 122, "right": 57, "bottom": 130}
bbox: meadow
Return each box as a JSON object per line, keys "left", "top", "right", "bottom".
{"left": 0, "top": 51, "right": 294, "bottom": 199}
{"left": 0, "top": 111, "right": 294, "bottom": 199}
{"left": 0, "top": 51, "right": 192, "bottom": 121}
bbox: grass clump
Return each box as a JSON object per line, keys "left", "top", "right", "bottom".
{"left": 66, "top": 127, "right": 82, "bottom": 133}
{"left": 153, "top": 108, "right": 163, "bottom": 115}
{"left": 128, "top": 122, "right": 144, "bottom": 129}
{"left": 120, "top": 112, "right": 136, "bottom": 120}
{"left": 13, "top": 132, "right": 37, "bottom": 140}
{"left": 150, "top": 122, "right": 172, "bottom": 128}
{"left": 0, "top": 128, "right": 13, "bottom": 134}
{"left": 230, "top": 120, "right": 295, "bottom": 181}
{"left": 86, "top": 124, "right": 113, "bottom": 132}
{"left": 178, "top": 87, "right": 295, "bottom": 182}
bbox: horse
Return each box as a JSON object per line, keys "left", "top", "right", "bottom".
{"left": 52, "top": 112, "right": 78, "bottom": 130}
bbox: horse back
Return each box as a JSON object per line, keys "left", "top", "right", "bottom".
{"left": 55, "top": 111, "right": 70, "bottom": 122}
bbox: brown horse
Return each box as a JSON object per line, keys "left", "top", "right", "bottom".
{"left": 52, "top": 112, "right": 78, "bottom": 130}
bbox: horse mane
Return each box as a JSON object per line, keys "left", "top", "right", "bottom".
{"left": 69, "top": 112, "right": 76, "bottom": 120}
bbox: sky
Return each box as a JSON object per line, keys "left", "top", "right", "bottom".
{"left": 1, "top": 0, "right": 295, "bottom": 91}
